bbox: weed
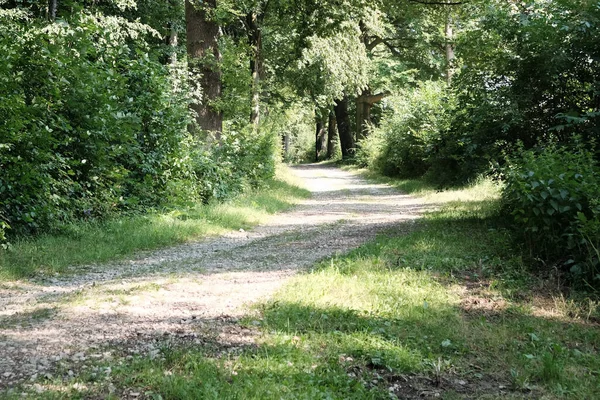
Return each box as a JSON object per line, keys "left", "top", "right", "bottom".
{"left": 538, "top": 345, "right": 566, "bottom": 384}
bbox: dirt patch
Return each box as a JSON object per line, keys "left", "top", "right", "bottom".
{"left": 386, "top": 373, "right": 522, "bottom": 399}
{"left": 0, "top": 164, "right": 428, "bottom": 390}
{"left": 348, "top": 361, "right": 521, "bottom": 400}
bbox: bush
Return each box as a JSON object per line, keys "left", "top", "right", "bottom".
{"left": 0, "top": 11, "right": 194, "bottom": 234}
{"left": 191, "top": 128, "right": 278, "bottom": 203}
{"left": 359, "top": 81, "right": 452, "bottom": 178}
{"left": 0, "top": 220, "right": 8, "bottom": 249}
{"left": 501, "top": 143, "right": 600, "bottom": 285}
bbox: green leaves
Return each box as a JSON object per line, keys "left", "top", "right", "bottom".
{"left": 0, "top": 8, "right": 192, "bottom": 234}
{"left": 502, "top": 143, "right": 600, "bottom": 285}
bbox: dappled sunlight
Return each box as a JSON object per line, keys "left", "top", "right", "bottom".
{"left": 0, "top": 164, "right": 431, "bottom": 390}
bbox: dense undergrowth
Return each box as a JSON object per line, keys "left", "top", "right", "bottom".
{"left": 0, "top": 4, "right": 282, "bottom": 243}
{"left": 352, "top": 1, "right": 600, "bottom": 289}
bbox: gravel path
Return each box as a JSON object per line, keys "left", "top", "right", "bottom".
{"left": 0, "top": 164, "right": 428, "bottom": 390}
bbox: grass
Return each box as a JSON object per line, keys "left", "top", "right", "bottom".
{"left": 4, "top": 169, "right": 600, "bottom": 399}
{"left": 0, "top": 167, "right": 310, "bottom": 281}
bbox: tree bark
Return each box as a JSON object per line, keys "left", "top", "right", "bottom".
{"left": 334, "top": 95, "right": 355, "bottom": 159}
{"left": 326, "top": 110, "right": 337, "bottom": 159}
{"left": 356, "top": 89, "right": 386, "bottom": 141}
{"left": 185, "top": 0, "right": 222, "bottom": 139}
{"left": 168, "top": 23, "right": 178, "bottom": 65}
{"left": 246, "top": 12, "right": 265, "bottom": 129}
{"left": 445, "top": 14, "right": 455, "bottom": 85}
{"left": 282, "top": 132, "right": 290, "bottom": 160}
{"left": 315, "top": 115, "right": 327, "bottom": 162}
{"left": 48, "top": 0, "right": 57, "bottom": 21}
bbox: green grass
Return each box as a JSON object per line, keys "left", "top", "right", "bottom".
{"left": 0, "top": 167, "right": 310, "bottom": 281}
{"left": 5, "top": 171, "right": 600, "bottom": 399}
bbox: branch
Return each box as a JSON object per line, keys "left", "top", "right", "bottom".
{"left": 358, "top": 92, "right": 389, "bottom": 105}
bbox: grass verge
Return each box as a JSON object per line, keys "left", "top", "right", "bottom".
{"left": 5, "top": 170, "right": 599, "bottom": 399}
{"left": 0, "top": 167, "right": 310, "bottom": 281}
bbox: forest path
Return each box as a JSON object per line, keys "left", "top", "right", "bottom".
{"left": 0, "top": 164, "right": 428, "bottom": 389}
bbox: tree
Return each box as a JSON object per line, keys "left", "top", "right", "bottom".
{"left": 315, "top": 112, "right": 327, "bottom": 161}
{"left": 326, "top": 110, "right": 337, "bottom": 159}
{"left": 334, "top": 95, "right": 354, "bottom": 158}
{"left": 185, "top": 0, "right": 222, "bottom": 138}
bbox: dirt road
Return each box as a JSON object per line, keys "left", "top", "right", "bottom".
{"left": 0, "top": 164, "right": 427, "bottom": 389}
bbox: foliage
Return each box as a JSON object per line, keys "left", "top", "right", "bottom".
{"left": 356, "top": 81, "right": 452, "bottom": 178}
{"left": 203, "top": 127, "right": 278, "bottom": 200}
{"left": 502, "top": 143, "right": 600, "bottom": 285}
{"left": 0, "top": 220, "right": 8, "bottom": 249}
{"left": 434, "top": 0, "right": 600, "bottom": 183}
{"left": 0, "top": 8, "right": 193, "bottom": 234}
{"left": 0, "top": 2, "right": 280, "bottom": 237}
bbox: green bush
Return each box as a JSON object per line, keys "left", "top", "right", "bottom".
{"left": 0, "top": 220, "right": 8, "bottom": 249}
{"left": 191, "top": 128, "right": 277, "bottom": 203}
{"left": 0, "top": 10, "right": 196, "bottom": 234}
{"left": 501, "top": 143, "right": 600, "bottom": 285}
{"left": 436, "top": 0, "right": 600, "bottom": 186}
{"left": 358, "top": 81, "right": 452, "bottom": 178}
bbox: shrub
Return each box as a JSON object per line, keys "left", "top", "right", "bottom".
{"left": 0, "top": 220, "right": 8, "bottom": 249}
{"left": 360, "top": 81, "right": 452, "bottom": 178}
{"left": 191, "top": 127, "right": 278, "bottom": 203}
{"left": 0, "top": 11, "right": 195, "bottom": 234}
{"left": 501, "top": 143, "right": 600, "bottom": 285}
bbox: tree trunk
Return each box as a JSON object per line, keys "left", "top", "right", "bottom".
{"left": 315, "top": 116, "right": 327, "bottom": 162}
{"left": 326, "top": 110, "right": 337, "bottom": 159}
{"left": 48, "top": 0, "right": 57, "bottom": 21}
{"left": 356, "top": 89, "right": 386, "bottom": 142}
{"left": 282, "top": 133, "right": 290, "bottom": 160}
{"left": 445, "top": 14, "right": 455, "bottom": 85}
{"left": 246, "top": 12, "right": 265, "bottom": 129}
{"left": 334, "top": 95, "right": 354, "bottom": 159}
{"left": 168, "top": 23, "right": 178, "bottom": 65}
{"left": 185, "top": 0, "right": 222, "bottom": 139}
